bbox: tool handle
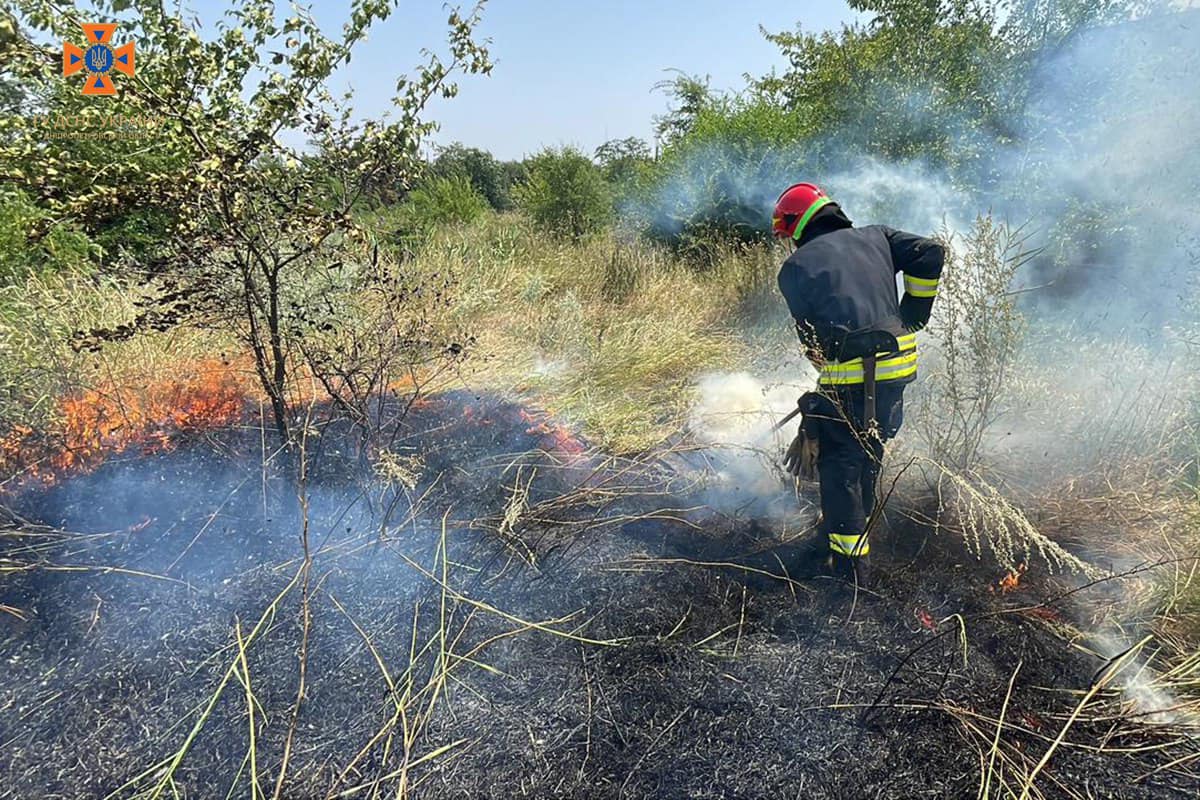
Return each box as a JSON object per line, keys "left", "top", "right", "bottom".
{"left": 769, "top": 405, "right": 804, "bottom": 433}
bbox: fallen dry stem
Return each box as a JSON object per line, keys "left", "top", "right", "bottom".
{"left": 1017, "top": 636, "right": 1154, "bottom": 800}
{"left": 394, "top": 546, "right": 626, "bottom": 648}
{"left": 982, "top": 660, "right": 1023, "bottom": 800}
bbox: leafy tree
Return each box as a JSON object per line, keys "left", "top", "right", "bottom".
{"left": 652, "top": 70, "right": 712, "bottom": 146}
{"left": 500, "top": 158, "right": 529, "bottom": 194}
{"left": 515, "top": 146, "right": 612, "bottom": 239}
{"left": 0, "top": 72, "right": 24, "bottom": 116}
{"left": 427, "top": 142, "right": 516, "bottom": 210}
{"left": 594, "top": 136, "right": 653, "bottom": 210}
{"left": 594, "top": 136, "right": 652, "bottom": 183}
{"left": 994, "top": 0, "right": 1150, "bottom": 52}
{"left": 6, "top": 0, "right": 491, "bottom": 453}
{"left": 754, "top": 0, "right": 1148, "bottom": 170}
{"left": 634, "top": 0, "right": 1149, "bottom": 256}
{"left": 755, "top": 3, "right": 1011, "bottom": 171}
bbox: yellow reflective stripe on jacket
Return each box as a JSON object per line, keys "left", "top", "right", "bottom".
{"left": 820, "top": 354, "right": 918, "bottom": 385}
{"left": 818, "top": 334, "right": 918, "bottom": 386}
{"left": 829, "top": 533, "right": 869, "bottom": 556}
{"left": 904, "top": 274, "right": 939, "bottom": 298}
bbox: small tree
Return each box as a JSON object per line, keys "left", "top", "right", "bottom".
{"left": 296, "top": 241, "right": 471, "bottom": 456}
{"left": 594, "top": 137, "right": 652, "bottom": 183}
{"left": 515, "top": 146, "right": 612, "bottom": 239}
{"left": 6, "top": 0, "right": 491, "bottom": 456}
{"left": 652, "top": 70, "right": 712, "bottom": 146}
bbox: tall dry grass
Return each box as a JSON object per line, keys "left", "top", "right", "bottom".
{"left": 1, "top": 213, "right": 782, "bottom": 456}
{"left": 401, "top": 214, "right": 778, "bottom": 450}
{"left": 0, "top": 270, "right": 235, "bottom": 435}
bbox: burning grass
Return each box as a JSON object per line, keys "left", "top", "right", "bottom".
{"left": 0, "top": 358, "right": 252, "bottom": 490}
{"left": 2, "top": 391, "right": 1199, "bottom": 799}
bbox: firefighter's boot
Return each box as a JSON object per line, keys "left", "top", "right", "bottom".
{"left": 828, "top": 552, "right": 872, "bottom": 587}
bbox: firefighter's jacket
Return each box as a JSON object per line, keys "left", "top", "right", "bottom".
{"left": 777, "top": 224, "right": 944, "bottom": 387}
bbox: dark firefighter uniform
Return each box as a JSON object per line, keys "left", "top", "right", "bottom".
{"left": 772, "top": 183, "right": 944, "bottom": 579}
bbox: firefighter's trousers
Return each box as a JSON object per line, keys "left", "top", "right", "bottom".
{"left": 810, "top": 383, "right": 905, "bottom": 556}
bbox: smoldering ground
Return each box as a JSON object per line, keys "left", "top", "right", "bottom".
{"left": 4, "top": 389, "right": 1200, "bottom": 799}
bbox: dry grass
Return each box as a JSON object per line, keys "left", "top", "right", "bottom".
{"left": 390, "top": 214, "right": 778, "bottom": 451}
{"left": 4, "top": 208, "right": 1200, "bottom": 799}
{"left": 35, "top": 461, "right": 629, "bottom": 800}
{"left": 915, "top": 460, "right": 1097, "bottom": 576}
{"left": 0, "top": 269, "right": 239, "bottom": 434}
{"left": 1, "top": 214, "right": 769, "bottom": 458}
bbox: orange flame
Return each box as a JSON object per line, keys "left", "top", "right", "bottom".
{"left": 518, "top": 408, "right": 585, "bottom": 456}
{"left": 1, "top": 359, "right": 249, "bottom": 489}
{"left": 994, "top": 563, "right": 1027, "bottom": 594}
{"left": 915, "top": 608, "right": 938, "bottom": 632}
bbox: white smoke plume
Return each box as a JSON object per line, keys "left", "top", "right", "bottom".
{"left": 686, "top": 365, "right": 817, "bottom": 521}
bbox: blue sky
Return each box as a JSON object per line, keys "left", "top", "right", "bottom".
{"left": 186, "top": 1, "right": 860, "bottom": 159}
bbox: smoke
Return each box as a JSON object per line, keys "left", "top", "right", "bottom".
{"left": 637, "top": 7, "right": 1200, "bottom": 332}
{"left": 823, "top": 159, "right": 968, "bottom": 235}
{"left": 685, "top": 364, "right": 817, "bottom": 521}
{"left": 0, "top": 395, "right": 645, "bottom": 796}
{"left": 1093, "top": 631, "right": 1185, "bottom": 724}
{"left": 999, "top": 9, "right": 1200, "bottom": 328}
{"left": 658, "top": 7, "right": 1200, "bottom": 458}
{"left": 658, "top": 10, "right": 1200, "bottom": 719}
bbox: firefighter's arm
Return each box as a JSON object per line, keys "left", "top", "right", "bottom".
{"left": 779, "top": 268, "right": 825, "bottom": 366}
{"left": 884, "top": 228, "right": 945, "bottom": 332}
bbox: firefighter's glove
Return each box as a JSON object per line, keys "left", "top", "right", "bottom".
{"left": 783, "top": 392, "right": 822, "bottom": 481}
{"left": 783, "top": 427, "right": 819, "bottom": 480}
{"left": 900, "top": 294, "right": 934, "bottom": 332}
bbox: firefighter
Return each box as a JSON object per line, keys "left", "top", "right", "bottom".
{"left": 773, "top": 183, "right": 944, "bottom": 585}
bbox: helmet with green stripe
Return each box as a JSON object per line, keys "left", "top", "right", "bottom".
{"left": 771, "top": 182, "right": 832, "bottom": 241}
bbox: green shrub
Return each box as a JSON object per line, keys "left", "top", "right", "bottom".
{"left": 630, "top": 98, "right": 801, "bottom": 264}
{"left": 393, "top": 176, "right": 490, "bottom": 249}
{"left": 92, "top": 207, "right": 177, "bottom": 262}
{"left": 0, "top": 189, "right": 97, "bottom": 285}
{"left": 428, "top": 143, "right": 524, "bottom": 211}
{"left": 515, "top": 147, "right": 612, "bottom": 239}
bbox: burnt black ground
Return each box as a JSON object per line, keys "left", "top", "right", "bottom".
{"left": 1, "top": 393, "right": 1197, "bottom": 799}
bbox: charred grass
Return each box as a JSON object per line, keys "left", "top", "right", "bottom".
{"left": 2, "top": 394, "right": 1198, "bottom": 799}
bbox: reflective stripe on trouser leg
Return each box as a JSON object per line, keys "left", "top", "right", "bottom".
{"left": 829, "top": 532, "right": 869, "bottom": 556}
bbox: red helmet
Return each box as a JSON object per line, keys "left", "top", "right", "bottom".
{"left": 772, "top": 182, "right": 833, "bottom": 240}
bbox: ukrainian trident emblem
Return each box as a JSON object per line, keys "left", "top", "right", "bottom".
{"left": 63, "top": 23, "right": 135, "bottom": 96}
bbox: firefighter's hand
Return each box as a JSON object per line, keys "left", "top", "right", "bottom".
{"left": 900, "top": 294, "right": 934, "bottom": 332}
{"left": 783, "top": 428, "right": 819, "bottom": 480}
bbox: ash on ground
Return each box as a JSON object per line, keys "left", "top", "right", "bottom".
{"left": 1, "top": 393, "right": 1197, "bottom": 799}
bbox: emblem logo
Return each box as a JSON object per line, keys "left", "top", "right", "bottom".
{"left": 63, "top": 23, "right": 135, "bottom": 96}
